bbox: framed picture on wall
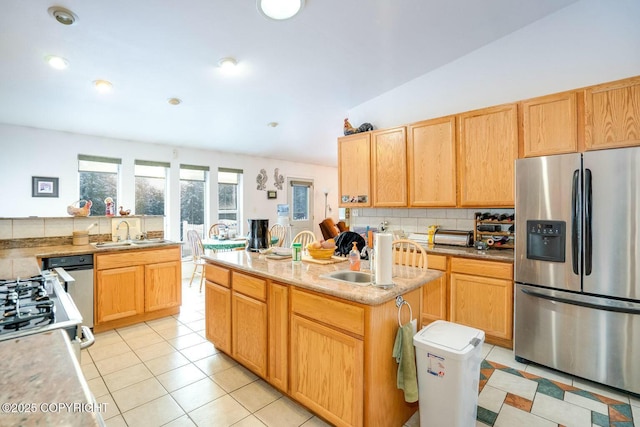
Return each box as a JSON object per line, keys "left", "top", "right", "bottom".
{"left": 267, "top": 190, "right": 277, "bottom": 199}
{"left": 32, "top": 176, "right": 59, "bottom": 198}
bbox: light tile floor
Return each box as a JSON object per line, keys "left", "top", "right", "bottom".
{"left": 83, "top": 262, "right": 639, "bottom": 427}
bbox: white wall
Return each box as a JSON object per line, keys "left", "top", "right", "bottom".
{"left": 0, "top": 124, "right": 338, "bottom": 241}
{"left": 348, "top": 0, "right": 640, "bottom": 128}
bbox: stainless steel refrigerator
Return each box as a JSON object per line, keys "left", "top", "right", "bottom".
{"left": 514, "top": 146, "right": 640, "bottom": 395}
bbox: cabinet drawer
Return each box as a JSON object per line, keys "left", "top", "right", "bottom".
{"left": 451, "top": 257, "right": 513, "bottom": 280}
{"left": 96, "top": 247, "right": 180, "bottom": 270}
{"left": 291, "top": 289, "right": 364, "bottom": 337}
{"left": 232, "top": 271, "right": 266, "bottom": 301}
{"left": 427, "top": 254, "right": 447, "bottom": 271}
{"left": 205, "top": 264, "right": 230, "bottom": 287}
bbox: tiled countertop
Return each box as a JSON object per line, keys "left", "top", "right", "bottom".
{"left": 0, "top": 330, "right": 104, "bottom": 426}
{"left": 203, "top": 251, "right": 443, "bottom": 306}
{"left": 0, "top": 241, "right": 182, "bottom": 280}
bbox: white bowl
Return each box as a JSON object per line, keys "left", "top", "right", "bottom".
{"left": 272, "top": 247, "right": 292, "bottom": 256}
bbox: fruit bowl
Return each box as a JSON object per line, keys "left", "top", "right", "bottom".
{"left": 306, "top": 245, "right": 335, "bottom": 259}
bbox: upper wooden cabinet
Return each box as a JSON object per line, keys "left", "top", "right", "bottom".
{"left": 520, "top": 91, "right": 579, "bottom": 157}
{"left": 407, "top": 116, "right": 456, "bottom": 207}
{"left": 585, "top": 76, "right": 640, "bottom": 150}
{"left": 371, "top": 127, "right": 407, "bottom": 207}
{"left": 338, "top": 133, "right": 371, "bottom": 207}
{"left": 458, "top": 103, "right": 518, "bottom": 207}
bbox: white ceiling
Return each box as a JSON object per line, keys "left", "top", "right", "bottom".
{"left": 0, "top": 0, "right": 579, "bottom": 167}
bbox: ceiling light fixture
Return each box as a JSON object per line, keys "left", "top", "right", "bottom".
{"left": 218, "top": 57, "right": 237, "bottom": 70}
{"left": 48, "top": 6, "right": 78, "bottom": 26}
{"left": 267, "top": 122, "right": 279, "bottom": 128}
{"left": 93, "top": 80, "right": 113, "bottom": 94}
{"left": 45, "top": 55, "right": 69, "bottom": 70}
{"left": 167, "top": 98, "right": 182, "bottom": 106}
{"left": 257, "top": 0, "right": 304, "bottom": 20}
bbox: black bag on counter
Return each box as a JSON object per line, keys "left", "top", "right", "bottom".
{"left": 334, "top": 231, "right": 367, "bottom": 258}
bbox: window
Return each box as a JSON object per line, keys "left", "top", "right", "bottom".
{"left": 218, "top": 168, "right": 243, "bottom": 230}
{"left": 180, "top": 164, "right": 208, "bottom": 241}
{"left": 134, "top": 160, "right": 169, "bottom": 215}
{"left": 288, "top": 178, "right": 313, "bottom": 236}
{"left": 78, "top": 155, "right": 120, "bottom": 216}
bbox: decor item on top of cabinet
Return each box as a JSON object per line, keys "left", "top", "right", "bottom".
{"left": 67, "top": 199, "right": 92, "bottom": 217}
{"left": 119, "top": 206, "right": 131, "bottom": 216}
{"left": 343, "top": 118, "right": 374, "bottom": 136}
{"left": 273, "top": 168, "right": 284, "bottom": 190}
{"left": 256, "top": 168, "right": 268, "bottom": 190}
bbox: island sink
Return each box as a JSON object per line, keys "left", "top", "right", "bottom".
{"left": 321, "top": 270, "right": 372, "bottom": 286}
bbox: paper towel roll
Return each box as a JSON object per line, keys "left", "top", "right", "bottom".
{"left": 374, "top": 233, "right": 393, "bottom": 287}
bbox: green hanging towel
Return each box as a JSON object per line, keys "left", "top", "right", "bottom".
{"left": 392, "top": 319, "right": 418, "bottom": 403}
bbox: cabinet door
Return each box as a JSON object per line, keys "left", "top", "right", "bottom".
{"left": 205, "top": 281, "right": 231, "bottom": 354}
{"left": 585, "top": 76, "right": 640, "bottom": 150}
{"left": 338, "top": 133, "right": 371, "bottom": 207}
{"left": 290, "top": 315, "right": 363, "bottom": 427}
{"left": 145, "top": 260, "right": 181, "bottom": 312}
{"left": 95, "top": 266, "right": 144, "bottom": 324}
{"left": 521, "top": 91, "right": 579, "bottom": 157}
{"left": 450, "top": 273, "right": 513, "bottom": 342}
{"left": 232, "top": 292, "right": 267, "bottom": 377}
{"left": 422, "top": 275, "right": 448, "bottom": 326}
{"left": 268, "top": 282, "right": 289, "bottom": 392}
{"left": 371, "top": 127, "right": 407, "bottom": 207}
{"left": 408, "top": 117, "right": 456, "bottom": 206}
{"left": 458, "top": 104, "right": 518, "bottom": 207}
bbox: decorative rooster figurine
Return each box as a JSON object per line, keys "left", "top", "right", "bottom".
{"left": 119, "top": 206, "right": 131, "bottom": 216}
{"left": 344, "top": 118, "right": 374, "bottom": 136}
{"left": 79, "top": 200, "right": 92, "bottom": 216}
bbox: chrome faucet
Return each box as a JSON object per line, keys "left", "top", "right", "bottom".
{"left": 116, "top": 220, "right": 131, "bottom": 241}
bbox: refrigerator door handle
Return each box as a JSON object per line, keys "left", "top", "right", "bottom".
{"left": 571, "top": 169, "right": 580, "bottom": 275}
{"left": 584, "top": 168, "right": 592, "bottom": 275}
{"left": 520, "top": 287, "right": 640, "bottom": 314}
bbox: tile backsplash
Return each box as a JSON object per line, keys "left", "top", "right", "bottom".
{"left": 347, "top": 208, "right": 515, "bottom": 235}
{"left": 0, "top": 216, "right": 165, "bottom": 244}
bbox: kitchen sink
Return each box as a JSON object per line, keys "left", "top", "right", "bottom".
{"left": 92, "top": 241, "right": 134, "bottom": 248}
{"left": 131, "top": 239, "right": 172, "bottom": 246}
{"left": 321, "top": 270, "right": 372, "bottom": 286}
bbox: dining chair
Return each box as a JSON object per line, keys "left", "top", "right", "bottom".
{"left": 391, "top": 239, "right": 427, "bottom": 270}
{"left": 208, "top": 223, "right": 228, "bottom": 238}
{"left": 291, "top": 230, "right": 316, "bottom": 252}
{"left": 186, "top": 230, "right": 206, "bottom": 292}
{"left": 269, "top": 223, "right": 286, "bottom": 247}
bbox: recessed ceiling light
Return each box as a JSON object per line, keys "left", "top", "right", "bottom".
{"left": 257, "top": 0, "right": 304, "bottom": 20}
{"left": 167, "top": 98, "right": 182, "bottom": 105}
{"left": 45, "top": 55, "right": 69, "bottom": 70}
{"left": 93, "top": 80, "right": 113, "bottom": 93}
{"left": 48, "top": 6, "right": 78, "bottom": 26}
{"left": 218, "top": 57, "right": 237, "bottom": 70}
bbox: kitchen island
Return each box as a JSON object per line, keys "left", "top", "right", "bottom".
{"left": 203, "top": 250, "right": 442, "bottom": 427}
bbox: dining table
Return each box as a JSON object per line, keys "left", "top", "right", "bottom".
{"left": 202, "top": 238, "right": 248, "bottom": 251}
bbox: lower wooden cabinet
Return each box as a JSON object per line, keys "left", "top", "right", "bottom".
{"left": 232, "top": 292, "right": 267, "bottom": 377}
{"left": 422, "top": 254, "right": 448, "bottom": 326}
{"left": 205, "top": 280, "right": 231, "bottom": 354}
{"left": 94, "top": 246, "right": 182, "bottom": 332}
{"left": 450, "top": 257, "right": 514, "bottom": 347}
{"left": 290, "top": 314, "right": 363, "bottom": 427}
{"left": 268, "top": 282, "right": 288, "bottom": 392}
{"left": 96, "top": 265, "right": 144, "bottom": 323}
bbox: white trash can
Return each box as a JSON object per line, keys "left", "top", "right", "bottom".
{"left": 413, "top": 320, "right": 485, "bottom": 427}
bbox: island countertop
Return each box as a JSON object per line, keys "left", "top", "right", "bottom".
{"left": 0, "top": 330, "right": 104, "bottom": 427}
{"left": 203, "top": 251, "right": 442, "bottom": 306}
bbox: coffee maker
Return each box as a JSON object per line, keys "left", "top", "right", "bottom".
{"left": 247, "top": 219, "right": 269, "bottom": 251}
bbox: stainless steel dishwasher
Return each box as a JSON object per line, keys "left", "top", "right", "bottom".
{"left": 42, "top": 254, "right": 94, "bottom": 328}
